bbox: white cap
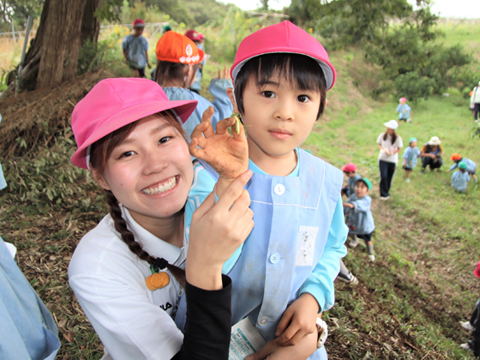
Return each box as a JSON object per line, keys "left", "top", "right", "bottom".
{"left": 384, "top": 120, "right": 398, "bottom": 130}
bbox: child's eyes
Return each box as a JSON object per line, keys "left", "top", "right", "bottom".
{"left": 262, "top": 91, "right": 275, "bottom": 98}
{"left": 158, "top": 136, "right": 172, "bottom": 144}
{"left": 297, "top": 95, "right": 310, "bottom": 103}
{"left": 118, "top": 151, "right": 135, "bottom": 159}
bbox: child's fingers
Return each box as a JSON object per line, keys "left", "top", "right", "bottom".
{"left": 245, "top": 340, "right": 277, "bottom": 360}
{"left": 274, "top": 325, "right": 298, "bottom": 346}
{"left": 224, "top": 66, "right": 229, "bottom": 79}
{"left": 218, "top": 68, "right": 221, "bottom": 79}
{"left": 216, "top": 117, "right": 236, "bottom": 134}
{"left": 200, "top": 107, "right": 216, "bottom": 137}
{"left": 275, "top": 309, "right": 292, "bottom": 337}
{"left": 280, "top": 329, "right": 304, "bottom": 347}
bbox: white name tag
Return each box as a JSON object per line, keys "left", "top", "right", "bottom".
{"left": 229, "top": 318, "right": 266, "bottom": 360}
{"left": 296, "top": 226, "right": 318, "bottom": 266}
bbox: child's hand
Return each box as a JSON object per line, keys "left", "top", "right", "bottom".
{"left": 274, "top": 293, "right": 319, "bottom": 347}
{"left": 189, "top": 106, "right": 249, "bottom": 184}
{"left": 218, "top": 66, "right": 230, "bottom": 79}
{"left": 344, "top": 203, "right": 354, "bottom": 209}
{"left": 246, "top": 331, "right": 317, "bottom": 360}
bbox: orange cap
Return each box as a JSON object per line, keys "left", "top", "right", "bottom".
{"left": 156, "top": 31, "right": 204, "bottom": 64}
{"left": 451, "top": 153, "right": 461, "bottom": 161}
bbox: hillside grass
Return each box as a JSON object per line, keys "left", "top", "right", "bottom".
{"left": 1, "top": 18, "right": 480, "bottom": 360}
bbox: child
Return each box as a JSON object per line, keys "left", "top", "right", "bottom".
{"left": 154, "top": 31, "right": 233, "bottom": 141}
{"left": 341, "top": 162, "right": 361, "bottom": 197}
{"left": 178, "top": 21, "right": 348, "bottom": 359}
{"left": 402, "top": 137, "right": 420, "bottom": 182}
{"left": 396, "top": 97, "right": 411, "bottom": 123}
{"left": 344, "top": 178, "right": 376, "bottom": 261}
{"left": 122, "top": 18, "right": 151, "bottom": 78}
{"left": 184, "top": 29, "right": 205, "bottom": 94}
{"left": 68, "top": 78, "right": 255, "bottom": 360}
{"left": 451, "top": 161, "right": 470, "bottom": 193}
{"left": 460, "top": 261, "right": 480, "bottom": 356}
{"left": 448, "top": 153, "right": 478, "bottom": 183}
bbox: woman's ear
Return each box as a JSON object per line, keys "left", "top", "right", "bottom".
{"left": 91, "top": 167, "right": 111, "bottom": 191}
{"left": 227, "top": 87, "right": 239, "bottom": 113}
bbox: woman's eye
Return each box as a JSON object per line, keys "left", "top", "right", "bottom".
{"left": 118, "top": 151, "right": 135, "bottom": 159}
{"left": 297, "top": 95, "right": 310, "bottom": 103}
{"left": 262, "top": 91, "right": 275, "bottom": 98}
{"left": 159, "top": 136, "right": 172, "bottom": 144}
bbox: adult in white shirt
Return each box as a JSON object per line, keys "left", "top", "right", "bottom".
{"left": 376, "top": 120, "right": 403, "bottom": 200}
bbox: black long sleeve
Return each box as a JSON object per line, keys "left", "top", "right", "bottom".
{"left": 172, "top": 275, "right": 232, "bottom": 360}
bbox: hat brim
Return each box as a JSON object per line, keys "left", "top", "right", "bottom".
{"left": 384, "top": 122, "right": 398, "bottom": 130}
{"left": 231, "top": 51, "right": 335, "bottom": 90}
{"left": 429, "top": 140, "right": 441, "bottom": 145}
{"left": 71, "top": 99, "right": 197, "bottom": 170}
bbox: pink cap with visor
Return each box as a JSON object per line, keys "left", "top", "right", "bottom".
{"left": 230, "top": 21, "right": 336, "bottom": 90}
{"left": 341, "top": 163, "right": 357, "bottom": 172}
{"left": 70, "top": 78, "right": 197, "bottom": 170}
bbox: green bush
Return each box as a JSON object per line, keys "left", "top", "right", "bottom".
{"left": 394, "top": 71, "right": 435, "bottom": 103}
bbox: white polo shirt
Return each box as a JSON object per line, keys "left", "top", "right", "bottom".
{"left": 69, "top": 206, "right": 187, "bottom": 360}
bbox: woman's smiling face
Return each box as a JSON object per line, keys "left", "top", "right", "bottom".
{"left": 93, "top": 114, "right": 194, "bottom": 226}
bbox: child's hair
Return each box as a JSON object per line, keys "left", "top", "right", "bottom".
{"left": 154, "top": 61, "right": 200, "bottom": 86}
{"left": 383, "top": 131, "right": 397, "bottom": 145}
{"left": 233, "top": 53, "right": 327, "bottom": 120}
{"left": 90, "top": 110, "right": 187, "bottom": 287}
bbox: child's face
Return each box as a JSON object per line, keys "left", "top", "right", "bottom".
{"left": 134, "top": 26, "right": 144, "bottom": 36}
{"left": 410, "top": 141, "right": 417, "bottom": 148}
{"left": 344, "top": 171, "right": 354, "bottom": 178}
{"left": 355, "top": 181, "right": 369, "bottom": 198}
{"left": 400, "top": 99, "right": 406, "bottom": 105}
{"left": 93, "top": 115, "right": 193, "bottom": 226}
{"left": 239, "top": 74, "right": 322, "bottom": 162}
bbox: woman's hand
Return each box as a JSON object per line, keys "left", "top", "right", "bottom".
{"left": 186, "top": 170, "right": 254, "bottom": 290}
{"left": 189, "top": 106, "right": 249, "bottom": 196}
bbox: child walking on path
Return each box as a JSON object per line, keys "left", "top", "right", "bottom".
{"left": 122, "top": 18, "right": 151, "bottom": 78}
{"left": 377, "top": 120, "right": 403, "bottom": 200}
{"left": 448, "top": 153, "right": 478, "bottom": 183}
{"left": 179, "top": 21, "right": 348, "bottom": 360}
{"left": 396, "top": 97, "right": 411, "bottom": 123}
{"left": 341, "top": 162, "right": 361, "bottom": 197}
{"left": 68, "top": 78, "right": 255, "bottom": 360}
{"left": 451, "top": 161, "right": 470, "bottom": 193}
{"left": 154, "top": 31, "right": 233, "bottom": 141}
{"left": 344, "top": 178, "right": 376, "bottom": 261}
{"left": 402, "top": 137, "right": 420, "bottom": 182}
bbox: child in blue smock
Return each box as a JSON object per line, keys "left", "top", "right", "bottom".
{"left": 344, "top": 178, "right": 376, "bottom": 261}
{"left": 178, "top": 21, "right": 348, "bottom": 359}
{"left": 154, "top": 31, "right": 232, "bottom": 142}
{"left": 448, "top": 153, "right": 478, "bottom": 183}
{"left": 451, "top": 161, "right": 470, "bottom": 192}
{"left": 341, "top": 162, "right": 361, "bottom": 197}
{"left": 122, "top": 18, "right": 151, "bottom": 78}
{"left": 396, "top": 97, "right": 411, "bottom": 123}
{"left": 402, "top": 137, "right": 420, "bottom": 182}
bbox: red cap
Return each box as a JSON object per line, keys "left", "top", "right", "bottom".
{"left": 184, "top": 29, "right": 202, "bottom": 42}
{"left": 230, "top": 21, "right": 336, "bottom": 90}
{"left": 156, "top": 31, "right": 204, "bottom": 64}
{"left": 475, "top": 261, "right": 480, "bottom": 279}
{"left": 341, "top": 163, "right": 357, "bottom": 172}
{"left": 133, "top": 18, "right": 146, "bottom": 28}
{"left": 451, "top": 153, "right": 461, "bottom": 161}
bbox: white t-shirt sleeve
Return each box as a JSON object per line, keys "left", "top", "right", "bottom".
{"left": 376, "top": 133, "right": 384, "bottom": 145}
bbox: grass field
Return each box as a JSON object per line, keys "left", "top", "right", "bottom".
{"left": 1, "top": 17, "right": 480, "bottom": 360}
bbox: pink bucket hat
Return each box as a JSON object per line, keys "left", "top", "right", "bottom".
{"left": 230, "top": 21, "right": 336, "bottom": 90}
{"left": 71, "top": 78, "right": 197, "bottom": 170}
{"left": 475, "top": 261, "right": 480, "bottom": 279}
{"left": 341, "top": 163, "right": 357, "bottom": 172}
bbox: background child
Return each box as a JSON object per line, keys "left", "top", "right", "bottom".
{"left": 396, "top": 97, "right": 411, "bottom": 123}
{"left": 154, "top": 31, "right": 232, "bottom": 141}
{"left": 451, "top": 161, "right": 470, "bottom": 192}
{"left": 184, "top": 29, "right": 205, "bottom": 94}
{"left": 448, "top": 153, "right": 478, "bottom": 183}
{"left": 341, "top": 162, "right": 361, "bottom": 197}
{"left": 402, "top": 137, "right": 420, "bottom": 182}
{"left": 344, "top": 178, "right": 376, "bottom": 261}
{"left": 180, "top": 21, "right": 348, "bottom": 359}
{"left": 122, "top": 18, "right": 151, "bottom": 78}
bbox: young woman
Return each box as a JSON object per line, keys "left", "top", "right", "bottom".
{"left": 68, "top": 77, "right": 253, "bottom": 360}
{"left": 377, "top": 120, "right": 403, "bottom": 200}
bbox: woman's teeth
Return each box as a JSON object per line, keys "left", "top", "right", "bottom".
{"left": 142, "top": 177, "right": 177, "bottom": 195}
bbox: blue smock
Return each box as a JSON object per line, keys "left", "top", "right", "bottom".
{"left": 450, "top": 158, "right": 477, "bottom": 174}
{"left": 396, "top": 103, "right": 411, "bottom": 119}
{"left": 451, "top": 170, "right": 469, "bottom": 192}
{"left": 179, "top": 149, "right": 348, "bottom": 360}
{"left": 189, "top": 43, "right": 204, "bottom": 92}
{"left": 122, "top": 34, "right": 148, "bottom": 69}
{"left": 403, "top": 146, "right": 421, "bottom": 168}
{"left": 0, "top": 237, "right": 60, "bottom": 359}
{"left": 164, "top": 78, "right": 233, "bottom": 142}
{"left": 346, "top": 174, "right": 361, "bottom": 197}
{"left": 344, "top": 194, "right": 375, "bottom": 235}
